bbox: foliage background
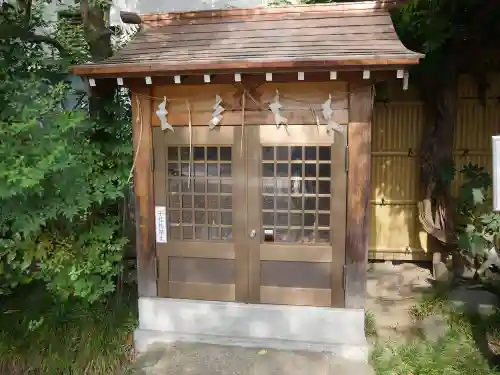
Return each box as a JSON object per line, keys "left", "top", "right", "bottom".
{"left": 0, "top": 0, "right": 133, "bottom": 302}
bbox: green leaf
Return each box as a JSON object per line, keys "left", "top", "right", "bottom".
{"left": 458, "top": 232, "right": 471, "bottom": 251}
{"left": 465, "top": 224, "right": 476, "bottom": 234}
{"left": 472, "top": 188, "right": 485, "bottom": 205}
{"left": 470, "top": 233, "right": 487, "bottom": 256}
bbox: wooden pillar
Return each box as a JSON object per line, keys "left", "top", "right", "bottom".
{"left": 345, "top": 83, "right": 373, "bottom": 309}
{"left": 131, "top": 86, "right": 157, "bottom": 297}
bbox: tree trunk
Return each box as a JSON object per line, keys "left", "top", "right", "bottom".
{"left": 79, "top": 0, "right": 116, "bottom": 123}
{"left": 79, "top": 0, "right": 113, "bottom": 63}
{"left": 417, "top": 63, "right": 458, "bottom": 249}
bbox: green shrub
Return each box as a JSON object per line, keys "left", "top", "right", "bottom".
{"left": 455, "top": 163, "right": 499, "bottom": 260}
{"left": 0, "top": 2, "right": 131, "bottom": 302}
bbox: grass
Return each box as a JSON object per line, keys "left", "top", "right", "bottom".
{"left": 371, "top": 332, "right": 498, "bottom": 375}
{"left": 371, "top": 287, "right": 500, "bottom": 375}
{"left": 0, "top": 284, "right": 137, "bottom": 375}
{"left": 4, "top": 278, "right": 500, "bottom": 375}
{"left": 365, "top": 310, "right": 377, "bottom": 337}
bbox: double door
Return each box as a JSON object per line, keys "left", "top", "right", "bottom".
{"left": 153, "top": 124, "right": 346, "bottom": 307}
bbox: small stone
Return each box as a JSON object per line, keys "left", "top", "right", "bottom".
{"left": 450, "top": 287, "right": 499, "bottom": 315}
{"left": 433, "top": 262, "right": 451, "bottom": 282}
{"left": 451, "top": 254, "right": 476, "bottom": 279}
{"left": 419, "top": 314, "right": 449, "bottom": 342}
{"left": 457, "top": 267, "right": 477, "bottom": 279}
{"left": 132, "top": 343, "right": 168, "bottom": 370}
{"left": 258, "top": 349, "right": 267, "bottom": 355}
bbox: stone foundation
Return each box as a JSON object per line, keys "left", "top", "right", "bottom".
{"left": 134, "top": 297, "right": 369, "bottom": 363}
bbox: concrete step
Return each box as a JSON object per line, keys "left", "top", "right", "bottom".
{"left": 129, "top": 342, "right": 375, "bottom": 375}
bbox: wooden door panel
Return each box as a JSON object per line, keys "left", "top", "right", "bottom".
{"left": 157, "top": 242, "right": 234, "bottom": 259}
{"left": 260, "top": 244, "right": 332, "bottom": 262}
{"left": 246, "top": 125, "right": 347, "bottom": 307}
{"left": 168, "top": 282, "right": 235, "bottom": 302}
{"left": 260, "top": 287, "right": 331, "bottom": 307}
{"left": 153, "top": 124, "right": 346, "bottom": 306}
{"left": 154, "top": 126, "right": 247, "bottom": 302}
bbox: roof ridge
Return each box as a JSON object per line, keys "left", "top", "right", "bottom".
{"left": 123, "top": 1, "right": 399, "bottom": 25}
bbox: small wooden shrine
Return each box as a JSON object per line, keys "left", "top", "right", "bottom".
{"left": 71, "top": 1, "right": 422, "bottom": 362}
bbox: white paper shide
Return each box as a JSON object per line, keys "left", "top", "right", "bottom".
{"left": 269, "top": 90, "right": 288, "bottom": 129}
{"left": 156, "top": 96, "right": 174, "bottom": 132}
{"left": 321, "top": 94, "right": 344, "bottom": 140}
{"left": 209, "top": 94, "right": 225, "bottom": 130}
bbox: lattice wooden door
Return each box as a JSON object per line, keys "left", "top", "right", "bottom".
{"left": 245, "top": 125, "right": 347, "bottom": 307}
{"left": 153, "top": 125, "right": 346, "bottom": 307}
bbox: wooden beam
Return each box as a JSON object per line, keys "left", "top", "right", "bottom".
{"left": 70, "top": 57, "right": 422, "bottom": 77}
{"left": 345, "top": 83, "right": 373, "bottom": 309}
{"left": 121, "top": 70, "right": 398, "bottom": 87}
{"left": 131, "top": 86, "right": 157, "bottom": 297}
{"left": 150, "top": 109, "right": 348, "bottom": 127}
{"left": 149, "top": 80, "right": 349, "bottom": 126}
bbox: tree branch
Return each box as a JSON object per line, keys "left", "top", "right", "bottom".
{"left": 22, "top": 32, "right": 67, "bottom": 54}
{"left": 0, "top": 23, "right": 67, "bottom": 55}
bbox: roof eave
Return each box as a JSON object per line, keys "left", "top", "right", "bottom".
{"left": 70, "top": 55, "right": 424, "bottom": 78}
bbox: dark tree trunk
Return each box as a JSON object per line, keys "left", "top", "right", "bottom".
{"left": 417, "top": 62, "right": 459, "bottom": 248}
{"left": 79, "top": 0, "right": 117, "bottom": 126}
{"left": 80, "top": 0, "right": 113, "bottom": 63}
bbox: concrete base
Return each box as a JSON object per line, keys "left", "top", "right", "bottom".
{"left": 129, "top": 341, "right": 375, "bottom": 375}
{"left": 134, "top": 297, "right": 369, "bottom": 363}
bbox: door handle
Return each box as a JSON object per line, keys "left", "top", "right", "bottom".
{"left": 249, "top": 229, "right": 256, "bottom": 238}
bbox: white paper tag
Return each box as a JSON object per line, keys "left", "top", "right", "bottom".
{"left": 155, "top": 206, "right": 168, "bottom": 243}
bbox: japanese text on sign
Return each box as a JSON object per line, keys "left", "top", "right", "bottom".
{"left": 155, "top": 206, "right": 168, "bottom": 243}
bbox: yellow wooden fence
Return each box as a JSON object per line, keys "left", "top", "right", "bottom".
{"left": 369, "top": 75, "right": 500, "bottom": 260}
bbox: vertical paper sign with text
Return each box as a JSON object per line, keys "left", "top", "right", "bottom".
{"left": 155, "top": 206, "right": 168, "bottom": 243}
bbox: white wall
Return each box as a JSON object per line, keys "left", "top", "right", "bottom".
{"left": 42, "top": 0, "right": 65, "bottom": 23}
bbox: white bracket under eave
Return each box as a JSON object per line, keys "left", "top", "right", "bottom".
{"left": 174, "top": 75, "right": 181, "bottom": 84}
{"left": 297, "top": 72, "right": 305, "bottom": 81}
{"left": 204, "top": 74, "right": 211, "bottom": 83}
{"left": 145, "top": 76, "right": 152, "bottom": 85}
{"left": 396, "top": 69, "right": 404, "bottom": 79}
{"left": 330, "top": 71, "right": 337, "bottom": 80}
{"left": 266, "top": 73, "right": 273, "bottom": 82}
{"left": 363, "top": 70, "right": 370, "bottom": 80}
{"left": 234, "top": 73, "right": 242, "bottom": 82}
{"left": 88, "top": 78, "right": 96, "bottom": 87}
{"left": 117, "top": 77, "right": 124, "bottom": 86}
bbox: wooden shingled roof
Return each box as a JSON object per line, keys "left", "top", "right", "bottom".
{"left": 71, "top": 1, "right": 423, "bottom": 77}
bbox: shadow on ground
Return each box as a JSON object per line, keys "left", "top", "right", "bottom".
{"left": 366, "top": 261, "right": 433, "bottom": 342}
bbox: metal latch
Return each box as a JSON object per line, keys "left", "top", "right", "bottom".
{"left": 150, "top": 151, "right": 155, "bottom": 171}
{"left": 343, "top": 265, "right": 347, "bottom": 289}
{"left": 344, "top": 146, "right": 349, "bottom": 172}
